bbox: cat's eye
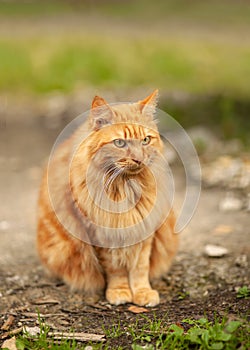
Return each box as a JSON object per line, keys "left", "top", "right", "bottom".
{"left": 142, "top": 136, "right": 151, "bottom": 145}
{"left": 113, "top": 139, "right": 126, "bottom": 148}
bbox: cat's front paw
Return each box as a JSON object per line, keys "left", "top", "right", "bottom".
{"left": 133, "top": 289, "right": 160, "bottom": 307}
{"left": 106, "top": 288, "right": 133, "bottom": 305}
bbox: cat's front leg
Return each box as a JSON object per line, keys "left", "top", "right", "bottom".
{"left": 129, "top": 239, "right": 160, "bottom": 307}
{"left": 105, "top": 267, "right": 133, "bottom": 305}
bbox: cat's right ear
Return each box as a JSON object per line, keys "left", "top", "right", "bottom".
{"left": 89, "top": 96, "right": 114, "bottom": 131}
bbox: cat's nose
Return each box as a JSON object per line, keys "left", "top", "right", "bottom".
{"left": 132, "top": 159, "right": 142, "bottom": 165}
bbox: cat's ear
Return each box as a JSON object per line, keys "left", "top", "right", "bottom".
{"left": 89, "top": 96, "right": 114, "bottom": 130}
{"left": 138, "top": 89, "right": 159, "bottom": 114}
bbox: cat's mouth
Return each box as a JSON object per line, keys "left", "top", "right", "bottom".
{"left": 117, "top": 159, "right": 144, "bottom": 175}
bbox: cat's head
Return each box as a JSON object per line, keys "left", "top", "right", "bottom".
{"left": 86, "top": 90, "right": 164, "bottom": 178}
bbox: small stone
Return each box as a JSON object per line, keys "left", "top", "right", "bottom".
{"left": 219, "top": 193, "right": 242, "bottom": 211}
{"left": 23, "top": 326, "right": 41, "bottom": 336}
{"left": 204, "top": 244, "right": 228, "bottom": 257}
{"left": 0, "top": 220, "right": 10, "bottom": 230}
{"left": 235, "top": 255, "right": 248, "bottom": 267}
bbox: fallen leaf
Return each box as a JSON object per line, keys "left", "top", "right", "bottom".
{"left": 1, "top": 315, "right": 15, "bottom": 331}
{"left": 128, "top": 305, "right": 149, "bottom": 314}
{"left": 1, "top": 336, "right": 17, "bottom": 350}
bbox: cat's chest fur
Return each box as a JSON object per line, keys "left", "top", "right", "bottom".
{"left": 97, "top": 244, "right": 143, "bottom": 270}
{"left": 76, "top": 166, "right": 171, "bottom": 248}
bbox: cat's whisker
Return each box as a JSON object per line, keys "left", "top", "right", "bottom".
{"left": 103, "top": 167, "right": 124, "bottom": 193}
{"left": 80, "top": 163, "right": 114, "bottom": 205}
{"left": 102, "top": 163, "right": 118, "bottom": 182}
{"left": 93, "top": 167, "right": 121, "bottom": 206}
{"left": 102, "top": 167, "right": 116, "bottom": 189}
{"left": 103, "top": 166, "right": 117, "bottom": 183}
{"left": 103, "top": 160, "right": 116, "bottom": 170}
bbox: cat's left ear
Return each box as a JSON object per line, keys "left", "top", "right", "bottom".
{"left": 138, "top": 89, "right": 159, "bottom": 114}
{"left": 89, "top": 96, "right": 114, "bottom": 130}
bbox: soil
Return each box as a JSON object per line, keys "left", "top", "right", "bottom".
{"left": 0, "top": 108, "right": 249, "bottom": 348}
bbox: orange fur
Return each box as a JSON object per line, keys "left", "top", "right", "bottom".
{"left": 37, "top": 91, "right": 179, "bottom": 306}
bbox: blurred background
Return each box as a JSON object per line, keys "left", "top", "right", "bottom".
{"left": 0, "top": 0, "right": 250, "bottom": 264}
{"left": 1, "top": 0, "right": 250, "bottom": 142}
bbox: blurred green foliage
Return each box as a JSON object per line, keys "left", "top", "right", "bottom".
{"left": 1, "top": 0, "right": 250, "bottom": 24}
{"left": 0, "top": 37, "right": 249, "bottom": 98}
{"left": 0, "top": 0, "right": 249, "bottom": 97}
{"left": 0, "top": 0, "right": 249, "bottom": 142}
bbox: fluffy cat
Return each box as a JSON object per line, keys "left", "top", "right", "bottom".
{"left": 37, "top": 90, "right": 178, "bottom": 307}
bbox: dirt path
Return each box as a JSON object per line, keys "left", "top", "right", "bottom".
{"left": 0, "top": 112, "right": 249, "bottom": 346}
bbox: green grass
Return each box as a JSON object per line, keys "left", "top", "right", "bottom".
{"left": 13, "top": 314, "right": 249, "bottom": 350}
{"left": 0, "top": 35, "right": 249, "bottom": 98}
{"left": 1, "top": 0, "right": 250, "bottom": 26}
{"left": 0, "top": 0, "right": 250, "bottom": 142}
{"left": 0, "top": 1, "right": 249, "bottom": 98}
{"left": 0, "top": 0, "right": 73, "bottom": 16}
{"left": 237, "top": 286, "right": 250, "bottom": 299}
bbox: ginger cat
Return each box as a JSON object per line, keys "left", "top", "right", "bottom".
{"left": 37, "top": 90, "right": 178, "bottom": 307}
